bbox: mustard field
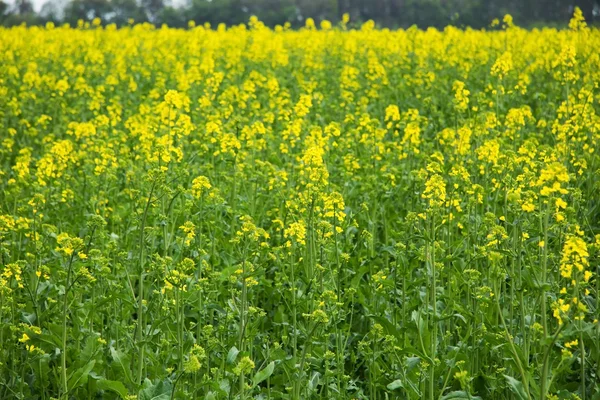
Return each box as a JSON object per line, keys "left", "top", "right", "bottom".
{"left": 1, "top": 11, "right": 599, "bottom": 400}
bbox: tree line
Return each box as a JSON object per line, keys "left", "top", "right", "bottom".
{"left": 1, "top": 0, "right": 598, "bottom": 29}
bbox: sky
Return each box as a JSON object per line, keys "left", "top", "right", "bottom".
{"left": 7, "top": 0, "right": 47, "bottom": 12}
{"left": 6, "top": 0, "right": 186, "bottom": 14}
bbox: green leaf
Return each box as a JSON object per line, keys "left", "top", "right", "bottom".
{"left": 218, "top": 379, "right": 231, "bottom": 394}
{"left": 504, "top": 375, "right": 529, "bottom": 400}
{"left": 371, "top": 315, "right": 401, "bottom": 340}
{"left": 387, "top": 379, "right": 404, "bottom": 390}
{"left": 80, "top": 335, "right": 99, "bottom": 364}
{"left": 226, "top": 346, "right": 239, "bottom": 364}
{"left": 252, "top": 361, "right": 274, "bottom": 387}
{"left": 441, "top": 390, "right": 482, "bottom": 400}
{"left": 97, "top": 379, "right": 128, "bottom": 399}
{"left": 109, "top": 347, "right": 134, "bottom": 386}
{"left": 138, "top": 378, "right": 172, "bottom": 400}
{"left": 68, "top": 360, "right": 96, "bottom": 391}
{"left": 21, "top": 311, "right": 36, "bottom": 325}
{"left": 36, "top": 333, "right": 62, "bottom": 348}
{"left": 307, "top": 371, "right": 320, "bottom": 393}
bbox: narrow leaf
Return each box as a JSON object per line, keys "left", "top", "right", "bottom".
{"left": 97, "top": 379, "right": 128, "bottom": 399}
{"left": 226, "top": 346, "right": 239, "bottom": 364}
{"left": 68, "top": 360, "right": 96, "bottom": 391}
{"left": 110, "top": 347, "right": 134, "bottom": 385}
{"left": 252, "top": 361, "right": 275, "bottom": 387}
{"left": 504, "top": 375, "right": 529, "bottom": 400}
{"left": 387, "top": 379, "right": 404, "bottom": 390}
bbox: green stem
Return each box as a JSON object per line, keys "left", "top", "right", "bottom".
{"left": 496, "top": 286, "right": 531, "bottom": 399}
{"left": 429, "top": 214, "right": 437, "bottom": 400}
{"left": 136, "top": 178, "right": 157, "bottom": 384}
{"left": 61, "top": 254, "right": 75, "bottom": 400}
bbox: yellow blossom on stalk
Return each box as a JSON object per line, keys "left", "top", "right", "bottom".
{"left": 56, "top": 233, "right": 84, "bottom": 257}
{"left": 165, "top": 258, "right": 193, "bottom": 290}
{"left": 560, "top": 235, "right": 589, "bottom": 279}
{"left": 521, "top": 202, "right": 535, "bottom": 213}
{"left": 299, "top": 146, "right": 329, "bottom": 189}
{"left": 12, "top": 148, "right": 32, "bottom": 180}
{"left": 502, "top": 14, "right": 514, "bottom": 29}
{"left": 303, "top": 308, "right": 329, "bottom": 323}
{"left": 284, "top": 220, "right": 306, "bottom": 247}
{"left": 191, "top": 175, "right": 211, "bottom": 198}
{"left": 179, "top": 221, "right": 196, "bottom": 246}
{"left": 569, "top": 7, "right": 588, "bottom": 31}
{"left": 422, "top": 174, "right": 446, "bottom": 209}
{"left": 536, "top": 162, "right": 569, "bottom": 196}
{"left": 553, "top": 45, "right": 578, "bottom": 84}
{"left": 294, "top": 94, "right": 313, "bottom": 118}
{"left": 491, "top": 52, "right": 513, "bottom": 80}
{"left": 235, "top": 215, "right": 269, "bottom": 243}
{"left": 475, "top": 139, "right": 501, "bottom": 165}
{"left": 401, "top": 109, "right": 424, "bottom": 154}
{"left": 452, "top": 80, "right": 470, "bottom": 112}
{"left": 564, "top": 340, "right": 578, "bottom": 350}
{"left": 164, "top": 90, "right": 190, "bottom": 111}
{"left": 385, "top": 105, "right": 400, "bottom": 128}
{"left": 553, "top": 299, "right": 570, "bottom": 325}
{"left": 234, "top": 356, "right": 255, "bottom": 375}
{"left": 36, "top": 139, "right": 77, "bottom": 186}
{"left": 322, "top": 191, "right": 346, "bottom": 225}
{"left": 183, "top": 344, "right": 206, "bottom": 374}
{"left": 555, "top": 198, "right": 567, "bottom": 209}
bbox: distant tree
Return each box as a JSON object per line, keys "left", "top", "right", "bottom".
{"left": 157, "top": 5, "right": 185, "bottom": 26}
{"left": 244, "top": 0, "right": 296, "bottom": 27}
{"left": 16, "top": 0, "right": 34, "bottom": 14}
{"left": 294, "top": 0, "right": 337, "bottom": 25}
{"left": 576, "top": 0, "right": 596, "bottom": 23}
{"left": 0, "top": 0, "right": 9, "bottom": 19}
{"left": 111, "top": 0, "right": 145, "bottom": 25}
{"left": 2, "top": 0, "right": 600, "bottom": 28}
{"left": 188, "top": 0, "right": 246, "bottom": 27}
{"left": 1, "top": 0, "right": 42, "bottom": 25}
{"left": 142, "top": 0, "right": 164, "bottom": 22}
{"left": 63, "top": 0, "right": 112, "bottom": 22}
{"left": 40, "top": 0, "right": 66, "bottom": 21}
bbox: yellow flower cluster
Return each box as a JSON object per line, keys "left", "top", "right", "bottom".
{"left": 559, "top": 235, "right": 589, "bottom": 281}
{"left": 1, "top": 9, "right": 599, "bottom": 398}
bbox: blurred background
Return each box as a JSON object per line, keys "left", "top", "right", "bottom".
{"left": 1, "top": 0, "right": 598, "bottom": 29}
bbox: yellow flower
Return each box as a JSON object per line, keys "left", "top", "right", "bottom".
{"left": 565, "top": 339, "right": 578, "bottom": 349}
{"left": 521, "top": 203, "right": 535, "bottom": 212}
{"left": 452, "top": 81, "right": 470, "bottom": 112}
{"left": 234, "top": 356, "right": 255, "bottom": 375}
{"left": 560, "top": 236, "right": 589, "bottom": 279}
{"left": 191, "top": 176, "right": 211, "bottom": 198}
{"left": 284, "top": 220, "right": 306, "bottom": 246}
{"left": 422, "top": 174, "right": 446, "bottom": 209}
{"left": 183, "top": 344, "right": 206, "bottom": 374}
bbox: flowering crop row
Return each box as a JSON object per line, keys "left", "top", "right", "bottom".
{"left": 0, "top": 10, "right": 599, "bottom": 400}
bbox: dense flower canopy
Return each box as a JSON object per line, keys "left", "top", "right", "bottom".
{"left": 0, "top": 10, "right": 599, "bottom": 400}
